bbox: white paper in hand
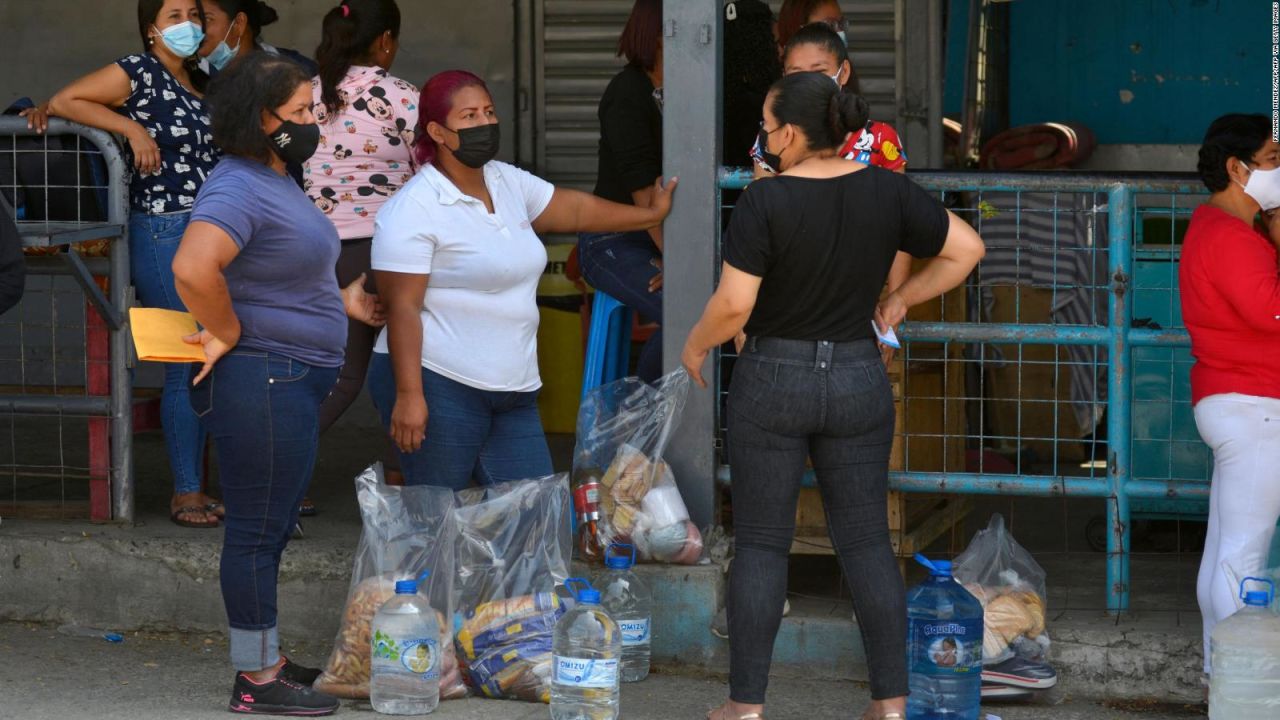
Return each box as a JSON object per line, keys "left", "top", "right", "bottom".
{"left": 872, "top": 320, "right": 901, "bottom": 349}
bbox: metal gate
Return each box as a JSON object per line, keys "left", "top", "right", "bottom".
{"left": 0, "top": 116, "right": 133, "bottom": 522}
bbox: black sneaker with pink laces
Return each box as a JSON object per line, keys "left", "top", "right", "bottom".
{"left": 228, "top": 669, "right": 340, "bottom": 716}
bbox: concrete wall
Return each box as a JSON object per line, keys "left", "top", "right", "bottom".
{"left": 0, "top": 0, "right": 519, "bottom": 164}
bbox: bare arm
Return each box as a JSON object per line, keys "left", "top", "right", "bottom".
{"left": 48, "top": 64, "right": 161, "bottom": 174}
{"left": 172, "top": 221, "right": 242, "bottom": 383}
{"left": 876, "top": 210, "right": 986, "bottom": 330}
{"left": 681, "top": 264, "right": 763, "bottom": 388}
{"left": 630, "top": 186, "right": 664, "bottom": 252}
{"left": 375, "top": 270, "right": 430, "bottom": 453}
{"left": 531, "top": 176, "right": 677, "bottom": 236}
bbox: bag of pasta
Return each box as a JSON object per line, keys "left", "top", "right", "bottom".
{"left": 452, "top": 474, "right": 572, "bottom": 703}
{"left": 313, "top": 464, "right": 467, "bottom": 700}
{"left": 573, "top": 369, "right": 703, "bottom": 564}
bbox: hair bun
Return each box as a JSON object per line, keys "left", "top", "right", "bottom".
{"left": 828, "top": 91, "right": 870, "bottom": 140}
{"left": 254, "top": 1, "right": 280, "bottom": 27}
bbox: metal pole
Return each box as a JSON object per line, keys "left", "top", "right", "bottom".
{"left": 661, "top": 0, "right": 721, "bottom": 531}
{"left": 926, "top": 0, "right": 944, "bottom": 167}
{"left": 1106, "top": 184, "right": 1133, "bottom": 613}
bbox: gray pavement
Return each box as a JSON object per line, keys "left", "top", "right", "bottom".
{"left": 0, "top": 622, "right": 1206, "bottom": 720}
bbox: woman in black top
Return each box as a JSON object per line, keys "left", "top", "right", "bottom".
{"left": 578, "top": 0, "right": 666, "bottom": 382}
{"left": 683, "top": 73, "right": 985, "bottom": 720}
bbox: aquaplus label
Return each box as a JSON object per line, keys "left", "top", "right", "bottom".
{"left": 372, "top": 632, "right": 440, "bottom": 680}
{"left": 909, "top": 618, "right": 982, "bottom": 674}
{"left": 553, "top": 656, "right": 620, "bottom": 688}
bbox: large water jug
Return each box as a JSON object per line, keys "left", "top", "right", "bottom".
{"left": 906, "top": 554, "right": 983, "bottom": 720}
{"left": 551, "top": 577, "right": 622, "bottom": 720}
{"left": 596, "top": 543, "right": 652, "bottom": 682}
{"left": 370, "top": 572, "right": 441, "bottom": 715}
{"left": 1210, "top": 578, "right": 1280, "bottom": 719}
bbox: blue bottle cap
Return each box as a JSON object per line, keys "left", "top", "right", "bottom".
{"left": 395, "top": 579, "right": 418, "bottom": 594}
{"left": 606, "top": 543, "right": 635, "bottom": 570}
{"left": 577, "top": 588, "right": 602, "bottom": 605}
{"left": 928, "top": 560, "right": 953, "bottom": 577}
{"left": 915, "top": 553, "right": 953, "bottom": 576}
{"left": 1244, "top": 590, "right": 1270, "bottom": 607}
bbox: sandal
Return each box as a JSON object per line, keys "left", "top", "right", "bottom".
{"left": 298, "top": 497, "right": 316, "bottom": 517}
{"left": 204, "top": 500, "right": 226, "bottom": 519}
{"left": 171, "top": 505, "right": 219, "bottom": 529}
{"left": 708, "top": 706, "right": 763, "bottom": 720}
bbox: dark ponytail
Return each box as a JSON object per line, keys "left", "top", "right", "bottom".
{"left": 769, "top": 71, "right": 869, "bottom": 151}
{"left": 198, "top": 0, "right": 279, "bottom": 44}
{"left": 316, "top": 0, "right": 402, "bottom": 116}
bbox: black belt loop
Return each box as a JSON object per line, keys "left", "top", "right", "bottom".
{"left": 748, "top": 335, "right": 758, "bottom": 353}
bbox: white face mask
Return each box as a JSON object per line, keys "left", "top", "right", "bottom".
{"left": 829, "top": 65, "right": 844, "bottom": 87}
{"left": 1239, "top": 160, "right": 1280, "bottom": 211}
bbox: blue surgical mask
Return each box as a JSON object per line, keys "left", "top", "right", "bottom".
{"left": 153, "top": 21, "right": 205, "bottom": 58}
{"left": 207, "top": 24, "right": 241, "bottom": 71}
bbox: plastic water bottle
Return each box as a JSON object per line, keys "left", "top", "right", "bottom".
{"left": 906, "top": 554, "right": 983, "bottom": 720}
{"left": 596, "top": 543, "right": 652, "bottom": 682}
{"left": 552, "top": 577, "right": 621, "bottom": 720}
{"left": 371, "top": 572, "right": 440, "bottom": 715}
{"left": 1210, "top": 578, "right": 1280, "bottom": 719}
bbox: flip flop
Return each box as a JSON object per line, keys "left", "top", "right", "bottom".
{"left": 171, "top": 505, "right": 219, "bottom": 529}
{"left": 205, "top": 502, "right": 225, "bottom": 519}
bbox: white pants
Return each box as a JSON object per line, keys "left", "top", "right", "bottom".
{"left": 1194, "top": 393, "right": 1280, "bottom": 674}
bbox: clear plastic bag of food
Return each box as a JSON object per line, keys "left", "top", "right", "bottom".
{"left": 452, "top": 474, "right": 572, "bottom": 703}
{"left": 573, "top": 369, "right": 703, "bottom": 564}
{"left": 953, "top": 513, "right": 1049, "bottom": 666}
{"left": 313, "top": 464, "right": 467, "bottom": 700}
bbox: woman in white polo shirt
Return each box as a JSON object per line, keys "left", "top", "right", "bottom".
{"left": 369, "top": 69, "right": 676, "bottom": 488}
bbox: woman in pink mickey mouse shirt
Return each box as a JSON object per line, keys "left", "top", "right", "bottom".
{"left": 302, "top": 0, "right": 417, "bottom": 505}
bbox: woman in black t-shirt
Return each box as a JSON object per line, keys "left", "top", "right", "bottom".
{"left": 578, "top": 0, "right": 666, "bottom": 382}
{"left": 682, "top": 72, "right": 985, "bottom": 720}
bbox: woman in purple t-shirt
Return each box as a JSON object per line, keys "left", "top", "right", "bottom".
{"left": 172, "top": 52, "right": 381, "bottom": 716}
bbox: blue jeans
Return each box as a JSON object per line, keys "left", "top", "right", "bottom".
{"left": 129, "top": 210, "right": 205, "bottom": 496}
{"left": 189, "top": 350, "right": 339, "bottom": 671}
{"left": 726, "top": 337, "right": 906, "bottom": 703}
{"left": 367, "top": 352, "right": 553, "bottom": 489}
{"left": 577, "top": 231, "right": 663, "bottom": 383}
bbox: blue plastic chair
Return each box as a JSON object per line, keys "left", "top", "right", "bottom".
{"left": 580, "top": 290, "right": 632, "bottom": 401}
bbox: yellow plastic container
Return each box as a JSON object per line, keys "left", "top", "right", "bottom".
{"left": 536, "top": 244, "right": 585, "bottom": 434}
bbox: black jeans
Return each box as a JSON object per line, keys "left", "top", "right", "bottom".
{"left": 317, "top": 238, "right": 399, "bottom": 472}
{"left": 726, "top": 337, "right": 907, "bottom": 703}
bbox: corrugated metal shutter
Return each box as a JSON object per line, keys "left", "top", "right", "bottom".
{"left": 766, "top": 1, "right": 897, "bottom": 123}
{"left": 841, "top": 1, "right": 897, "bottom": 125}
{"left": 536, "top": 0, "right": 634, "bottom": 193}
{"left": 533, "top": 1, "right": 900, "bottom": 193}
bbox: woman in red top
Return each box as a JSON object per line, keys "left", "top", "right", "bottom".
{"left": 1179, "top": 113, "right": 1280, "bottom": 680}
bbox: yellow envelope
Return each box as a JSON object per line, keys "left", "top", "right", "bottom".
{"left": 129, "top": 308, "right": 206, "bottom": 363}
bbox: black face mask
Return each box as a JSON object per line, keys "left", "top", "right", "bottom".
{"left": 444, "top": 123, "right": 500, "bottom": 168}
{"left": 269, "top": 114, "right": 320, "bottom": 166}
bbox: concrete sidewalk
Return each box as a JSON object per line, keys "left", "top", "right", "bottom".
{"left": 0, "top": 395, "right": 1209, "bottom": 709}
{"left": 0, "top": 622, "right": 1206, "bottom": 720}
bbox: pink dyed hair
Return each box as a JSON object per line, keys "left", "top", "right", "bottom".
{"left": 412, "top": 70, "right": 491, "bottom": 167}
